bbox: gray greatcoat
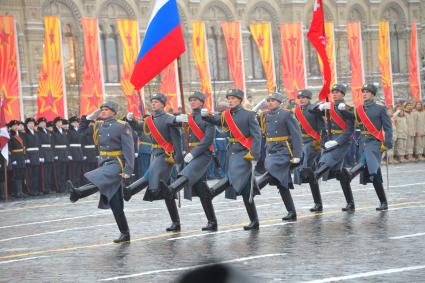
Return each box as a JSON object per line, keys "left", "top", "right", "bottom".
{"left": 142, "top": 109, "right": 183, "bottom": 201}
{"left": 355, "top": 100, "right": 393, "bottom": 184}
{"left": 178, "top": 109, "right": 215, "bottom": 200}
{"left": 318, "top": 100, "right": 355, "bottom": 181}
{"left": 262, "top": 108, "right": 303, "bottom": 189}
{"left": 79, "top": 117, "right": 135, "bottom": 209}
{"left": 204, "top": 105, "right": 262, "bottom": 199}
{"left": 293, "top": 103, "right": 326, "bottom": 184}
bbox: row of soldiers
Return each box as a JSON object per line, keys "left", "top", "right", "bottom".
{"left": 67, "top": 83, "right": 392, "bottom": 243}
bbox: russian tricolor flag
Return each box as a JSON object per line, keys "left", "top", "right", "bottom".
{"left": 130, "top": 0, "right": 185, "bottom": 90}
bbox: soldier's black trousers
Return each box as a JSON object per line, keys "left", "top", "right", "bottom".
{"left": 40, "top": 163, "right": 54, "bottom": 193}
{"left": 69, "top": 161, "right": 83, "bottom": 187}
{"left": 26, "top": 165, "right": 40, "bottom": 195}
{"left": 54, "top": 161, "right": 67, "bottom": 192}
{"left": 109, "top": 189, "right": 129, "bottom": 234}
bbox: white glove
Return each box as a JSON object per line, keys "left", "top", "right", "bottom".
{"left": 12, "top": 161, "right": 17, "bottom": 165}
{"left": 87, "top": 109, "right": 101, "bottom": 120}
{"left": 251, "top": 160, "right": 258, "bottom": 167}
{"left": 184, "top": 153, "right": 193, "bottom": 163}
{"left": 122, "top": 173, "right": 131, "bottom": 179}
{"left": 337, "top": 103, "right": 346, "bottom": 111}
{"left": 83, "top": 156, "right": 87, "bottom": 160}
{"left": 54, "top": 156, "right": 58, "bottom": 160}
{"left": 25, "top": 159, "right": 30, "bottom": 164}
{"left": 135, "top": 153, "right": 139, "bottom": 158}
{"left": 324, "top": 140, "right": 338, "bottom": 149}
{"left": 201, "top": 108, "right": 209, "bottom": 117}
{"left": 67, "top": 156, "right": 73, "bottom": 160}
{"left": 126, "top": 112, "right": 134, "bottom": 121}
{"left": 39, "top": 158, "right": 45, "bottom": 163}
{"left": 175, "top": 114, "right": 188, "bottom": 123}
{"left": 318, "top": 102, "right": 331, "bottom": 111}
{"left": 290, "top": 157, "right": 301, "bottom": 164}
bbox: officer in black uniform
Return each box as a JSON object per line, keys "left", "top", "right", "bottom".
{"left": 23, "top": 118, "right": 41, "bottom": 195}
{"left": 37, "top": 117, "right": 55, "bottom": 194}
{"left": 7, "top": 120, "right": 26, "bottom": 198}
{"left": 52, "top": 117, "right": 70, "bottom": 192}
{"left": 68, "top": 116, "right": 84, "bottom": 187}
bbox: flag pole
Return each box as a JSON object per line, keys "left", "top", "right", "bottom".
{"left": 3, "top": 158, "right": 7, "bottom": 201}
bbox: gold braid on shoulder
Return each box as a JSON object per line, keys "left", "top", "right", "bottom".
{"left": 260, "top": 113, "right": 267, "bottom": 135}
{"left": 221, "top": 112, "right": 229, "bottom": 133}
{"left": 143, "top": 120, "right": 151, "bottom": 136}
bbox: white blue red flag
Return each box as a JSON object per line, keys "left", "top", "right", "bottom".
{"left": 130, "top": 0, "right": 185, "bottom": 90}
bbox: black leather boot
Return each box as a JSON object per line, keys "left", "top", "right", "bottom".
{"left": 242, "top": 196, "right": 259, "bottom": 230}
{"left": 15, "top": 181, "right": 24, "bottom": 198}
{"left": 340, "top": 169, "right": 355, "bottom": 211}
{"left": 314, "top": 164, "right": 330, "bottom": 181}
{"left": 123, "top": 176, "right": 148, "bottom": 201}
{"left": 210, "top": 178, "right": 230, "bottom": 198}
{"left": 308, "top": 169, "right": 323, "bottom": 212}
{"left": 255, "top": 173, "right": 272, "bottom": 190}
{"left": 165, "top": 198, "right": 181, "bottom": 232}
{"left": 112, "top": 211, "right": 130, "bottom": 243}
{"left": 346, "top": 163, "right": 364, "bottom": 181}
{"left": 67, "top": 180, "right": 98, "bottom": 203}
{"left": 200, "top": 197, "right": 217, "bottom": 231}
{"left": 161, "top": 176, "right": 188, "bottom": 199}
{"left": 280, "top": 188, "right": 297, "bottom": 221}
{"left": 373, "top": 179, "right": 388, "bottom": 211}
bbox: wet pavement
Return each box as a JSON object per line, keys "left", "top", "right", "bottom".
{"left": 1, "top": 162, "right": 425, "bottom": 282}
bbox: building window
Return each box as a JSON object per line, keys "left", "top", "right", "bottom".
{"left": 389, "top": 23, "right": 401, "bottom": 73}
{"left": 100, "top": 25, "right": 122, "bottom": 83}
{"left": 249, "top": 35, "right": 265, "bottom": 80}
{"left": 63, "top": 23, "right": 77, "bottom": 84}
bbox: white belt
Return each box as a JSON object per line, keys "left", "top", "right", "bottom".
{"left": 84, "top": 145, "right": 96, "bottom": 149}
{"left": 55, "top": 145, "right": 67, "bottom": 149}
{"left": 41, "top": 144, "right": 51, "bottom": 148}
{"left": 26, "top": 147, "right": 39, "bottom": 151}
{"left": 216, "top": 138, "right": 226, "bottom": 141}
{"left": 70, "top": 144, "right": 81, "bottom": 147}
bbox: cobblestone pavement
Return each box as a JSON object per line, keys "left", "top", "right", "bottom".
{"left": 1, "top": 162, "right": 425, "bottom": 282}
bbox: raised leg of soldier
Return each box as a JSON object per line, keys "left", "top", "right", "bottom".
{"left": 242, "top": 191, "right": 259, "bottom": 231}
{"left": 209, "top": 177, "right": 230, "bottom": 199}
{"left": 109, "top": 189, "right": 130, "bottom": 243}
{"left": 339, "top": 169, "right": 355, "bottom": 212}
{"left": 279, "top": 187, "right": 297, "bottom": 221}
{"left": 195, "top": 182, "right": 217, "bottom": 231}
{"left": 123, "top": 176, "right": 148, "bottom": 201}
{"left": 162, "top": 176, "right": 189, "bottom": 197}
{"left": 67, "top": 180, "right": 98, "bottom": 203}
{"left": 314, "top": 163, "right": 330, "bottom": 181}
{"left": 164, "top": 197, "right": 181, "bottom": 232}
{"left": 372, "top": 171, "right": 388, "bottom": 211}
{"left": 254, "top": 173, "right": 273, "bottom": 191}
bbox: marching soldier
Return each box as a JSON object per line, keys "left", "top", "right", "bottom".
{"left": 313, "top": 84, "right": 356, "bottom": 211}
{"left": 68, "top": 116, "right": 84, "bottom": 187}
{"left": 81, "top": 117, "right": 98, "bottom": 176}
{"left": 136, "top": 115, "right": 152, "bottom": 178}
{"left": 52, "top": 117, "right": 70, "bottom": 192}
{"left": 255, "top": 93, "right": 303, "bottom": 221}
{"left": 8, "top": 120, "right": 26, "bottom": 198}
{"left": 293, "top": 89, "right": 327, "bottom": 212}
{"left": 339, "top": 84, "right": 393, "bottom": 210}
{"left": 201, "top": 89, "right": 262, "bottom": 230}
{"left": 37, "top": 117, "right": 55, "bottom": 194}
{"left": 67, "top": 101, "right": 135, "bottom": 243}
{"left": 124, "top": 93, "right": 183, "bottom": 232}
{"left": 23, "top": 118, "right": 41, "bottom": 195}
{"left": 163, "top": 91, "right": 218, "bottom": 231}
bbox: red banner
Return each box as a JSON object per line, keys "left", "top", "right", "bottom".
{"left": 280, "top": 23, "right": 306, "bottom": 100}
{"left": 378, "top": 21, "right": 394, "bottom": 106}
{"left": 317, "top": 22, "right": 336, "bottom": 102}
{"left": 221, "top": 22, "right": 246, "bottom": 97}
{"left": 80, "top": 18, "right": 104, "bottom": 116}
{"left": 347, "top": 22, "right": 364, "bottom": 107}
{"left": 117, "top": 19, "right": 143, "bottom": 118}
{"left": 36, "top": 16, "right": 66, "bottom": 120}
{"left": 0, "top": 16, "right": 22, "bottom": 122}
{"left": 249, "top": 22, "right": 276, "bottom": 93}
{"left": 192, "top": 21, "right": 214, "bottom": 111}
{"left": 160, "top": 60, "right": 180, "bottom": 113}
{"left": 409, "top": 22, "right": 421, "bottom": 102}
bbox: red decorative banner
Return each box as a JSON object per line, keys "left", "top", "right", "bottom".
{"left": 280, "top": 22, "right": 306, "bottom": 100}
{"left": 347, "top": 22, "right": 364, "bottom": 107}
{"left": 80, "top": 18, "right": 104, "bottom": 116}
{"left": 409, "top": 22, "right": 421, "bottom": 102}
{"left": 36, "top": 16, "right": 66, "bottom": 120}
{"left": 160, "top": 60, "right": 180, "bottom": 113}
{"left": 221, "top": 22, "right": 246, "bottom": 97}
{"left": 0, "top": 16, "right": 22, "bottom": 122}
{"left": 317, "top": 22, "right": 337, "bottom": 102}
{"left": 249, "top": 22, "right": 276, "bottom": 93}
{"left": 192, "top": 21, "right": 214, "bottom": 111}
{"left": 117, "top": 19, "right": 143, "bottom": 118}
{"left": 378, "top": 21, "right": 394, "bottom": 106}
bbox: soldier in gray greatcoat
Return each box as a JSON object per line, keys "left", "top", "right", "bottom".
{"left": 123, "top": 93, "right": 184, "bottom": 232}
{"left": 67, "top": 101, "right": 135, "bottom": 243}
{"left": 313, "top": 84, "right": 356, "bottom": 211}
{"left": 255, "top": 93, "right": 303, "bottom": 221}
{"left": 339, "top": 84, "right": 393, "bottom": 210}
{"left": 292, "top": 89, "right": 327, "bottom": 212}
{"left": 201, "top": 89, "right": 262, "bottom": 230}
{"left": 163, "top": 91, "right": 218, "bottom": 231}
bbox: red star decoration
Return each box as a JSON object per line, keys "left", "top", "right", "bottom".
{"left": 196, "top": 36, "right": 201, "bottom": 46}
{"left": 228, "top": 36, "right": 234, "bottom": 46}
{"left": 42, "top": 72, "right": 48, "bottom": 81}
{"left": 351, "top": 35, "right": 358, "bottom": 44}
{"left": 125, "top": 33, "right": 132, "bottom": 46}
{"left": 87, "top": 34, "right": 94, "bottom": 44}
{"left": 257, "top": 36, "right": 264, "bottom": 47}
{"left": 0, "top": 85, "right": 18, "bottom": 118}
{"left": 49, "top": 30, "right": 55, "bottom": 44}
{"left": 288, "top": 36, "right": 298, "bottom": 47}
{"left": 0, "top": 29, "right": 9, "bottom": 45}
{"left": 45, "top": 90, "right": 54, "bottom": 106}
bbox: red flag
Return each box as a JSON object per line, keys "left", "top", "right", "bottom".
{"left": 307, "top": 0, "right": 331, "bottom": 101}
{"left": 0, "top": 98, "right": 10, "bottom": 162}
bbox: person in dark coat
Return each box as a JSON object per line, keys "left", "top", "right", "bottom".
{"left": 201, "top": 89, "right": 262, "bottom": 230}
{"left": 67, "top": 101, "right": 134, "bottom": 243}
{"left": 67, "top": 116, "right": 84, "bottom": 187}
{"left": 52, "top": 117, "right": 70, "bottom": 192}
{"left": 339, "top": 84, "right": 393, "bottom": 210}
{"left": 81, "top": 118, "right": 98, "bottom": 177}
{"left": 163, "top": 91, "right": 218, "bottom": 231}
{"left": 136, "top": 115, "right": 152, "bottom": 178}
{"left": 7, "top": 120, "right": 26, "bottom": 198}
{"left": 23, "top": 118, "right": 41, "bottom": 195}
{"left": 293, "top": 89, "right": 327, "bottom": 212}
{"left": 255, "top": 93, "right": 302, "bottom": 221}
{"left": 36, "top": 117, "right": 55, "bottom": 194}
{"left": 124, "top": 93, "right": 183, "bottom": 232}
{"left": 313, "top": 84, "right": 356, "bottom": 211}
